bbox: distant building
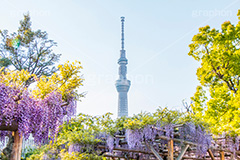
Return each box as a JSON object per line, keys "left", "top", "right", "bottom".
{"left": 115, "top": 17, "right": 131, "bottom": 117}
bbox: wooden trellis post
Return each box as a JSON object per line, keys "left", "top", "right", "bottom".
{"left": 220, "top": 151, "right": 225, "bottom": 160}
{"left": 145, "top": 141, "right": 163, "bottom": 160}
{"left": 168, "top": 139, "right": 173, "bottom": 160}
{"left": 207, "top": 149, "right": 215, "bottom": 160}
{"left": 10, "top": 130, "right": 23, "bottom": 160}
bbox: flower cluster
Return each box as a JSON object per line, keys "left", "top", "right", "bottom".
{"left": 0, "top": 83, "right": 77, "bottom": 145}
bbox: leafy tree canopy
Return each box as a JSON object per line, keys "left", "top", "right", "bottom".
{"left": 189, "top": 10, "right": 240, "bottom": 135}
{"left": 0, "top": 13, "right": 60, "bottom": 81}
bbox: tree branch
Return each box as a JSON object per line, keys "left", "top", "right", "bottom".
{"left": 229, "top": 79, "right": 237, "bottom": 93}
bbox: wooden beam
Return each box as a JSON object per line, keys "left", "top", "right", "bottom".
{"left": 104, "top": 154, "right": 133, "bottom": 159}
{"left": 114, "top": 134, "right": 199, "bottom": 146}
{"left": 100, "top": 144, "right": 211, "bottom": 160}
{"left": 157, "top": 135, "right": 198, "bottom": 146}
{"left": 0, "top": 120, "right": 18, "bottom": 131}
{"left": 220, "top": 151, "right": 225, "bottom": 160}
{"left": 98, "top": 145, "right": 153, "bottom": 154}
{"left": 168, "top": 139, "right": 174, "bottom": 160}
{"left": 207, "top": 149, "right": 215, "bottom": 160}
{"left": 145, "top": 142, "right": 163, "bottom": 160}
{"left": 211, "top": 147, "right": 240, "bottom": 156}
{"left": 176, "top": 144, "right": 189, "bottom": 160}
{"left": 115, "top": 135, "right": 125, "bottom": 138}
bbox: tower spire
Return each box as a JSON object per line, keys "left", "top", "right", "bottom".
{"left": 116, "top": 16, "right": 131, "bottom": 117}
{"left": 121, "top": 16, "right": 125, "bottom": 50}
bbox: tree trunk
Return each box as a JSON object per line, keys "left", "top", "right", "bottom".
{"left": 10, "top": 130, "right": 23, "bottom": 160}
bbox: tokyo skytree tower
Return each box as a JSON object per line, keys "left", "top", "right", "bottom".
{"left": 115, "top": 17, "right": 131, "bottom": 117}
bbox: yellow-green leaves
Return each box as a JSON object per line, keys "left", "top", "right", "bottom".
{"left": 189, "top": 10, "right": 240, "bottom": 135}
{"left": 0, "top": 68, "right": 36, "bottom": 88}
{"left": 190, "top": 86, "right": 207, "bottom": 114}
{"left": 32, "top": 60, "right": 83, "bottom": 100}
{"left": 0, "top": 60, "right": 83, "bottom": 102}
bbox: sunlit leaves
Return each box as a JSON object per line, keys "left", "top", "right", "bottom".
{"left": 189, "top": 10, "right": 240, "bottom": 135}
{"left": 32, "top": 60, "right": 83, "bottom": 101}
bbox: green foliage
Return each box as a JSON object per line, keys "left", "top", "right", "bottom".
{"left": 123, "top": 107, "right": 184, "bottom": 130}
{"left": 58, "top": 113, "right": 103, "bottom": 145}
{"left": 27, "top": 113, "right": 115, "bottom": 159}
{"left": 27, "top": 108, "right": 205, "bottom": 159}
{"left": 0, "top": 152, "right": 8, "bottom": 160}
{"left": 59, "top": 150, "right": 107, "bottom": 160}
{"left": 21, "top": 147, "right": 38, "bottom": 160}
{"left": 0, "top": 57, "right": 11, "bottom": 68}
{"left": 188, "top": 10, "right": 240, "bottom": 135}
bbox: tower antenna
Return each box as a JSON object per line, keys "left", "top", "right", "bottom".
{"left": 121, "top": 16, "right": 125, "bottom": 50}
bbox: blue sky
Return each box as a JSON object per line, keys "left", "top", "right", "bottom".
{"left": 0, "top": 0, "right": 240, "bottom": 118}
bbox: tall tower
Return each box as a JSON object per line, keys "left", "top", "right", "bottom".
{"left": 115, "top": 17, "right": 131, "bottom": 117}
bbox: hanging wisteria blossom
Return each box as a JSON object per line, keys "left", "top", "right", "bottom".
{"left": 0, "top": 82, "right": 77, "bottom": 145}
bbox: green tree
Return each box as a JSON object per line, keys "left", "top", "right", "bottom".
{"left": 0, "top": 13, "right": 60, "bottom": 84}
{"left": 188, "top": 10, "right": 240, "bottom": 135}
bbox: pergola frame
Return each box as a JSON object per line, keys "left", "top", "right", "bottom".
{"left": 98, "top": 134, "right": 240, "bottom": 160}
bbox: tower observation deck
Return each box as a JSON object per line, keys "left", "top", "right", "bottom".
{"left": 115, "top": 17, "right": 131, "bottom": 117}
